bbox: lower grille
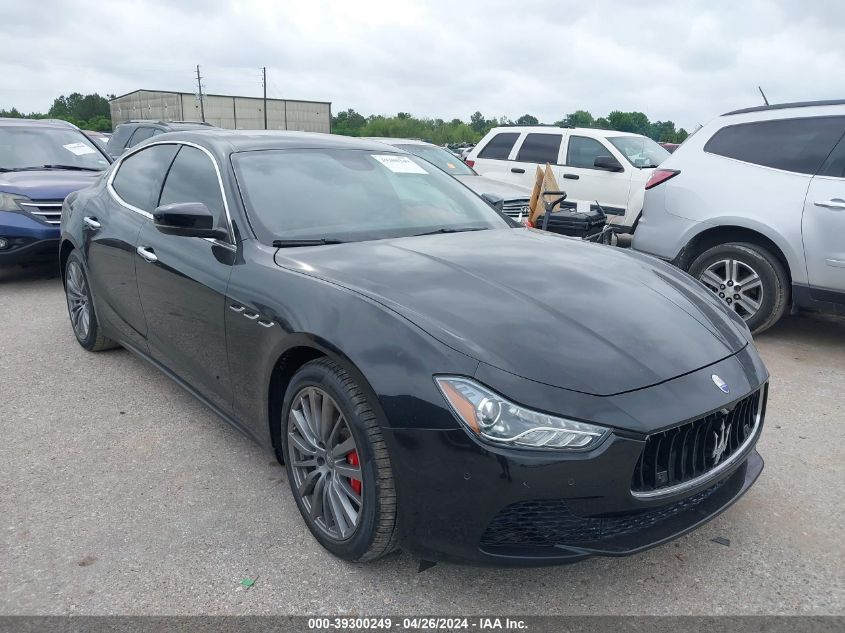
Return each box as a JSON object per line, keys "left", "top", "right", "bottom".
{"left": 18, "top": 200, "right": 63, "bottom": 225}
{"left": 632, "top": 388, "right": 763, "bottom": 495}
{"left": 501, "top": 198, "right": 530, "bottom": 219}
{"left": 480, "top": 481, "right": 725, "bottom": 549}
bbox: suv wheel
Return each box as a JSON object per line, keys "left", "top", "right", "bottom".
{"left": 688, "top": 242, "right": 789, "bottom": 334}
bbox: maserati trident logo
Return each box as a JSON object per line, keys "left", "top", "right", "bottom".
{"left": 711, "top": 421, "right": 732, "bottom": 465}
{"left": 711, "top": 374, "right": 730, "bottom": 394}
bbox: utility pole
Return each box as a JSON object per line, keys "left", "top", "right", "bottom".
{"left": 262, "top": 66, "right": 268, "bottom": 129}
{"left": 196, "top": 65, "right": 206, "bottom": 122}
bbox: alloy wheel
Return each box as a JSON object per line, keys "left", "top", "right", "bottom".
{"left": 287, "top": 386, "right": 363, "bottom": 541}
{"left": 65, "top": 260, "right": 91, "bottom": 340}
{"left": 698, "top": 258, "right": 764, "bottom": 321}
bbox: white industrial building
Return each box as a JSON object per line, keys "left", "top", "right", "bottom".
{"left": 109, "top": 89, "right": 331, "bottom": 133}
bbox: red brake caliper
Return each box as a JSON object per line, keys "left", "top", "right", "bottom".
{"left": 347, "top": 450, "right": 362, "bottom": 495}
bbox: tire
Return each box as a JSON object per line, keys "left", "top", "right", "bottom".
{"left": 688, "top": 242, "right": 789, "bottom": 334}
{"left": 281, "top": 358, "right": 398, "bottom": 562}
{"left": 63, "top": 250, "right": 119, "bottom": 351}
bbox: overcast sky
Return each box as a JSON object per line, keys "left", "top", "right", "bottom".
{"left": 4, "top": 0, "right": 844, "bottom": 129}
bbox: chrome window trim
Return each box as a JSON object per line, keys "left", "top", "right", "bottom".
{"left": 106, "top": 140, "right": 237, "bottom": 245}
{"left": 630, "top": 386, "right": 765, "bottom": 500}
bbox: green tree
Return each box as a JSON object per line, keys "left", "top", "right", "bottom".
{"left": 331, "top": 108, "right": 367, "bottom": 136}
{"left": 516, "top": 114, "right": 538, "bottom": 125}
{"left": 558, "top": 110, "right": 594, "bottom": 128}
{"left": 469, "top": 111, "right": 488, "bottom": 134}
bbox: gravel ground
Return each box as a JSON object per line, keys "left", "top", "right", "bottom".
{"left": 1, "top": 262, "right": 843, "bottom": 615}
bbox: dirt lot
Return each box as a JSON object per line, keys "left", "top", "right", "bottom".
{"left": 1, "top": 262, "right": 843, "bottom": 615}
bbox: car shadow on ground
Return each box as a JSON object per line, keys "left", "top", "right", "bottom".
{"left": 0, "top": 260, "right": 61, "bottom": 284}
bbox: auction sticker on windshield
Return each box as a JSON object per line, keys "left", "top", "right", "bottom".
{"left": 372, "top": 154, "right": 428, "bottom": 174}
{"left": 63, "top": 142, "right": 97, "bottom": 156}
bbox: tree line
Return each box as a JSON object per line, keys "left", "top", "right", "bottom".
{"left": 1, "top": 93, "right": 114, "bottom": 131}
{"left": 333, "top": 109, "right": 689, "bottom": 145}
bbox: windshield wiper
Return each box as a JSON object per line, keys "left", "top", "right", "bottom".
{"left": 272, "top": 238, "right": 345, "bottom": 247}
{"left": 412, "top": 227, "right": 489, "bottom": 237}
{"left": 38, "top": 164, "right": 102, "bottom": 171}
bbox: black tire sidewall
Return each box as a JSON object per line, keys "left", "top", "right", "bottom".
{"left": 689, "top": 242, "right": 788, "bottom": 333}
{"left": 280, "top": 361, "right": 380, "bottom": 561}
{"left": 64, "top": 251, "right": 100, "bottom": 350}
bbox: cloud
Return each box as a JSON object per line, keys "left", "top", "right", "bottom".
{"left": 3, "top": 0, "right": 844, "bottom": 130}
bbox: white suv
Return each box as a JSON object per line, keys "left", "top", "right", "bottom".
{"left": 465, "top": 126, "right": 670, "bottom": 228}
{"left": 632, "top": 100, "right": 845, "bottom": 333}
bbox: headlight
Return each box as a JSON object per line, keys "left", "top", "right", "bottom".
{"left": 435, "top": 376, "right": 609, "bottom": 450}
{"left": 0, "top": 192, "right": 30, "bottom": 212}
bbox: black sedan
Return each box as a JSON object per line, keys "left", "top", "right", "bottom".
{"left": 60, "top": 130, "right": 768, "bottom": 565}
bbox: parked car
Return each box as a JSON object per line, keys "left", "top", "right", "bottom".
{"left": 83, "top": 130, "right": 110, "bottom": 146}
{"left": 105, "top": 120, "right": 214, "bottom": 159}
{"left": 60, "top": 130, "right": 767, "bottom": 565}
{"left": 366, "top": 137, "right": 533, "bottom": 220}
{"left": 465, "top": 126, "right": 670, "bottom": 230}
{"left": 659, "top": 142, "right": 680, "bottom": 153}
{"left": 632, "top": 99, "right": 845, "bottom": 333}
{"left": 0, "top": 118, "right": 111, "bottom": 266}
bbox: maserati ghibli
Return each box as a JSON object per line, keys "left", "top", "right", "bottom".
{"left": 60, "top": 130, "right": 768, "bottom": 564}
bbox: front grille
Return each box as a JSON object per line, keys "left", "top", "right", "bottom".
{"left": 631, "top": 388, "right": 763, "bottom": 494}
{"left": 18, "top": 200, "right": 63, "bottom": 225}
{"left": 480, "top": 480, "right": 725, "bottom": 549}
{"left": 501, "top": 197, "right": 530, "bottom": 219}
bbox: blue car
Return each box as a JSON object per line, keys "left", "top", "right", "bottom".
{"left": 0, "top": 118, "right": 111, "bottom": 266}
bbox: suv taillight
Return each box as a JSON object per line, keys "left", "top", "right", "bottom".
{"left": 645, "top": 169, "right": 680, "bottom": 189}
{"left": 465, "top": 159, "right": 475, "bottom": 168}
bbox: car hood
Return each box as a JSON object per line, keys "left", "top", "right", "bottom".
{"left": 274, "top": 228, "right": 748, "bottom": 396}
{"left": 0, "top": 170, "right": 101, "bottom": 200}
{"left": 453, "top": 174, "right": 531, "bottom": 199}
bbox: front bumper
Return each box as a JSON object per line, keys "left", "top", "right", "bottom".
{"left": 383, "top": 348, "right": 768, "bottom": 565}
{"left": 0, "top": 210, "right": 60, "bottom": 265}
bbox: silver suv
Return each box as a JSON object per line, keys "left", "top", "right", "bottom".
{"left": 632, "top": 100, "right": 845, "bottom": 333}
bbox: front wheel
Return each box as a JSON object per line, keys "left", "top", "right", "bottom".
{"left": 63, "top": 251, "right": 118, "bottom": 351}
{"left": 281, "top": 358, "right": 398, "bottom": 562}
{"left": 688, "top": 242, "right": 789, "bottom": 334}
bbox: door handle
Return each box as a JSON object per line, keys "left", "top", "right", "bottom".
{"left": 563, "top": 174, "right": 580, "bottom": 180}
{"left": 510, "top": 167, "right": 525, "bottom": 174}
{"left": 136, "top": 246, "right": 158, "bottom": 263}
{"left": 814, "top": 198, "right": 845, "bottom": 210}
{"left": 83, "top": 216, "right": 101, "bottom": 230}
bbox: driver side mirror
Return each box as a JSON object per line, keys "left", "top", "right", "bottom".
{"left": 153, "top": 202, "right": 229, "bottom": 240}
{"left": 594, "top": 155, "right": 624, "bottom": 172}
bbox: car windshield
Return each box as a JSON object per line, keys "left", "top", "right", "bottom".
{"left": 608, "top": 136, "right": 670, "bottom": 168}
{"left": 232, "top": 149, "right": 509, "bottom": 243}
{"left": 391, "top": 143, "right": 476, "bottom": 176}
{"left": 0, "top": 126, "right": 110, "bottom": 171}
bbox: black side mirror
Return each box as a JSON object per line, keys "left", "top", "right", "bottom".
{"left": 594, "top": 155, "right": 624, "bottom": 172}
{"left": 481, "top": 193, "right": 505, "bottom": 212}
{"left": 153, "top": 202, "right": 228, "bottom": 240}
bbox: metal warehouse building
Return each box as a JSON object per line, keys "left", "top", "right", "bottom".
{"left": 109, "top": 89, "right": 331, "bottom": 133}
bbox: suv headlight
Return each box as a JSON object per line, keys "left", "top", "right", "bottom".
{"left": 435, "top": 376, "right": 609, "bottom": 450}
{"left": 0, "top": 192, "right": 30, "bottom": 212}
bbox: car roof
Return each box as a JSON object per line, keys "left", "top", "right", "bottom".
{"left": 149, "top": 129, "right": 406, "bottom": 153}
{"left": 0, "top": 117, "right": 80, "bottom": 130}
{"left": 116, "top": 120, "right": 214, "bottom": 130}
{"left": 485, "top": 125, "right": 641, "bottom": 138}
{"left": 723, "top": 99, "right": 845, "bottom": 116}
{"left": 364, "top": 137, "right": 433, "bottom": 147}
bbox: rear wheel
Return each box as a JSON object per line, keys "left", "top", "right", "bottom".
{"left": 281, "top": 358, "right": 398, "bottom": 561}
{"left": 688, "top": 242, "right": 789, "bottom": 334}
{"left": 63, "top": 251, "right": 118, "bottom": 351}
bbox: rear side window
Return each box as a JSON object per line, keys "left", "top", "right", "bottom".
{"left": 516, "top": 133, "right": 562, "bottom": 164}
{"left": 112, "top": 144, "right": 179, "bottom": 212}
{"left": 820, "top": 137, "right": 845, "bottom": 178}
{"left": 567, "top": 136, "right": 611, "bottom": 169}
{"left": 127, "top": 126, "right": 156, "bottom": 148}
{"left": 159, "top": 146, "right": 226, "bottom": 228}
{"left": 477, "top": 133, "right": 519, "bottom": 160}
{"left": 704, "top": 117, "right": 845, "bottom": 175}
